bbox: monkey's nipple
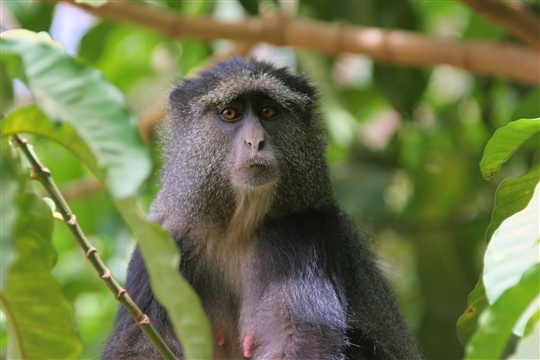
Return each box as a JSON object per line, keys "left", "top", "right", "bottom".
{"left": 243, "top": 333, "right": 255, "bottom": 358}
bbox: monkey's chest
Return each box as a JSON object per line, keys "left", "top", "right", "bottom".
{"left": 190, "top": 239, "right": 256, "bottom": 359}
{"left": 197, "top": 227, "right": 256, "bottom": 292}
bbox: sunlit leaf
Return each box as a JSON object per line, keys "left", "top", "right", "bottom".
{"left": 75, "top": 0, "right": 107, "bottom": 7}
{"left": 483, "top": 183, "right": 540, "bottom": 303}
{"left": 0, "top": 29, "right": 151, "bottom": 198}
{"left": 465, "top": 264, "right": 540, "bottom": 359}
{"left": 1, "top": 192, "right": 82, "bottom": 359}
{"left": 509, "top": 321, "right": 540, "bottom": 359}
{"left": 116, "top": 197, "right": 213, "bottom": 360}
{"left": 480, "top": 118, "right": 540, "bottom": 180}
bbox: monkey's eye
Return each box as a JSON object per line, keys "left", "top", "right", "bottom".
{"left": 219, "top": 107, "right": 242, "bottom": 122}
{"left": 259, "top": 106, "right": 279, "bottom": 119}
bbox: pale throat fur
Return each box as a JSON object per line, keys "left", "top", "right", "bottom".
{"left": 157, "top": 63, "right": 331, "bottom": 295}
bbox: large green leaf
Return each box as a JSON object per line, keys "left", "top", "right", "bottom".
{"left": 0, "top": 142, "right": 19, "bottom": 284}
{"left": 464, "top": 184, "right": 540, "bottom": 358}
{"left": 483, "top": 183, "right": 540, "bottom": 304}
{"left": 1, "top": 106, "right": 213, "bottom": 359}
{"left": 1, "top": 191, "right": 82, "bottom": 359}
{"left": 0, "top": 29, "right": 151, "bottom": 198}
{"left": 480, "top": 118, "right": 540, "bottom": 180}
{"left": 117, "top": 197, "right": 213, "bottom": 360}
{"left": 457, "top": 279, "right": 489, "bottom": 346}
{"left": 485, "top": 165, "right": 540, "bottom": 240}
{"left": 465, "top": 263, "right": 540, "bottom": 359}
{"left": 1, "top": 105, "right": 100, "bottom": 177}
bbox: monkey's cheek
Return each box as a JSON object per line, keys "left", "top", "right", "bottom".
{"left": 231, "top": 167, "right": 279, "bottom": 188}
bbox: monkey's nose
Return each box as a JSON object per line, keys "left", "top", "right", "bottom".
{"left": 245, "top": 138, "right": 265, "bottom": 151}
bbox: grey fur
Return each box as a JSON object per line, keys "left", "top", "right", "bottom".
{"left": 103, "top": 57, "right": 421, "bottom": 360}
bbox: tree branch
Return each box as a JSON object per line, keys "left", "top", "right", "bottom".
{"left": 65, "top": 0, "right": 539, "bottom": 85}
{"left": 11, "top": 135, "right": 177, "bottom": 360}
{"left": 460, "top": 0, "right": 540, "bottom": 50}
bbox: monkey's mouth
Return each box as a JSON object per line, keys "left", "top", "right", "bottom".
{"left": 233, "top": 159, "right": 279, "bottom": 187}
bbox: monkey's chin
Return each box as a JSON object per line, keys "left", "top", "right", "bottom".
{"left": 232, "top": 165, "right": 279, "bottom": 189}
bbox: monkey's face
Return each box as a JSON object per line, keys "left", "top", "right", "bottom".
{"left": 216, "top": 94, "right": 280, "bottom": 190}
{"left": 166, "top": 58, "right": 332, "bottom": 215}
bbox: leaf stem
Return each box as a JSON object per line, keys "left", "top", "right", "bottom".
{"left": 11, "top": 134, "right": 177, "bottom": 360}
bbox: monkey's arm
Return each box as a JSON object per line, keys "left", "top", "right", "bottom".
{"left": 244, "top": 209, "right": 422, "bottom": 360}
{"left": 102, "top": 247, "right": 182, "bottom": 360}
{"left": 241, "top": 211, "right": 349, "bottom": 360}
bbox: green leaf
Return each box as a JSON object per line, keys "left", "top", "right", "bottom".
{"left": 6, "top": 1, "right": 55, "bottom": 33}
{"left": 483, "top": 182, "right": 540, "bottom": 304}
{"left": 0, "top": 29, "right": 151, "bottom": 198}
{"left": 1, "top": 191, "right": 82, "bottom": 359}
{"left": 0, "top": 142, "right": 19, "bottom": 284}
{"left": 238, "top": 0, "right": 259, "bottom": 15}
{"left": 91, "top": 25, "right": 162, "bottom": 91}
{"left": 374, "top": 65, "right": 428, "bottom": 118}
{"left": 2, "top": 105, "right": 213, "bottom": 360}
{"left": 2, "top": 95, "right": 211, "bottom": 360}
{"left": 457, "top": 279, "right": 489, "bottom": 345}
{"left": 1, "top": 105, "right": 101, "bottom": 178}
{"left": 512, "top": 89, "right": 540, "bottom": 121}
{"left": 485, "top": 165, "right": 540, "bottom": 240}
{"left": 465, "top": 263, "right": 540, "bottom": 359}
{"left": 1, "top": 65, "right": 14, "bottom": 114}
{"left": 116, "top": 197, "right": 213, "bottom": 360}
{"left": 78, "top": 21, "right": 116, "bottom": 64}
{"left": 480, "top": 118, "right": 540, "bottom": 180}
{"left": 165, "top": 0, "right": 183, "bottom": 10}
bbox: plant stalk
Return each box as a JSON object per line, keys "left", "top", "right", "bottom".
{"left": 11, "top": 134, "right": 177, "bottom": 360}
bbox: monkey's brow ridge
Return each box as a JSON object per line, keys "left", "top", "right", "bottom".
{"left": 190, "top": 73, "right": 312, "bottom": 112}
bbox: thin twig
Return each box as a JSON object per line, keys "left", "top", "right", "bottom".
{"left": 11, "top": 134, "right": 177, "bottom": 360}
{"left": 64, "top": 0, "right": 540, "bottom": 85}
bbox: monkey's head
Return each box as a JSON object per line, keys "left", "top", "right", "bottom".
{"left": 158, "top": 57, "right": 334, "bottom": 224}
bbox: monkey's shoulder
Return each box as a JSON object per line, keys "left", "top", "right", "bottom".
{"left": 260, "top": 207, "right": 369, "bottom": 249}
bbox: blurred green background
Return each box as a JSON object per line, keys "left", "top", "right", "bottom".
{"left": 1, "top": 1, "right": 538, "bottom": 359}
